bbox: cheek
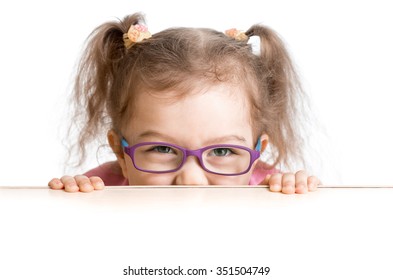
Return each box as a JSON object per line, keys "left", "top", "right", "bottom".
{"left": 125, "top": 157, "right": 176, "bottom": 185}
{"left": 209, "top": 161, "right": 257, "bottom": 185}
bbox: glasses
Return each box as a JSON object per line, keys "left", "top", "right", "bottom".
{"left": 121, "top": 138, "right": 261, "bottom": 176}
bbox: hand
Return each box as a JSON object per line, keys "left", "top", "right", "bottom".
{"left": 261, "top": 170, "right": 320, "bottom": 194}
{"left": 48, "top": 175, "right": 105, "bottom": 192}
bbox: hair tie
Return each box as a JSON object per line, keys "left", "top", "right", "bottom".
{"left": 226, "top": 28, "right": 260, "bottom": 56}
{"left": 123, "top": 24, "right": 152, "bottom": 49}
{"left": 225, "top": 28, "right": 248, "bottom": 41}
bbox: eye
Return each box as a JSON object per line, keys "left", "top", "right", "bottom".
{"left": 153, "top": 146, "right": 175, "bottom": 154}
{"left": 211, "top": 148, "right": 233, "bottom": 156}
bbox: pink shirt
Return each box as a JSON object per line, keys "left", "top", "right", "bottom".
{"left": 84, "top": 161, "right": 277, "bottom": 186}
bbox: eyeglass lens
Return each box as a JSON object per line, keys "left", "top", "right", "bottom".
{"left": 133, "top": 144, "right": 251, "bottom": 174}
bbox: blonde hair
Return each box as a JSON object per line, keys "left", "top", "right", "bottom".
{"left": 67, "top": 13, "right": 306, "bottom": 170}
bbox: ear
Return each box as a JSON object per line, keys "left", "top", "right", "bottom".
{"left": 258, "top": 134, "right": 269, "bottom": 153}
{"left": 107, "top": 129, "right": 128, "bottom": 179}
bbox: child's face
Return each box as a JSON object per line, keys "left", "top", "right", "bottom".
{"left": 114, "top": 84, "right": 262, "bottom": 185}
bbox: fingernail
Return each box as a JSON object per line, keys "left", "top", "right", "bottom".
{"left": 53, "top": 180, "right": 61, "bottom": 187}
{"left": 282, "top": 185, "right": 295, "bottom": 194}
{"left": 82, "top": 183, "right": 92, "bottom": 189}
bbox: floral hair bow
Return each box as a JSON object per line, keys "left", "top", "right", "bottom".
{"left": 225, "top": 28, "right": 248, "bottom": 41}
{"left": 123, "top": 24, "right": 152, "bottom": 49}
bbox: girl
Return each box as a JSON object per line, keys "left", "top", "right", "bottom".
{"left": 49, "top": 13, "right": 320, "bottom": 194}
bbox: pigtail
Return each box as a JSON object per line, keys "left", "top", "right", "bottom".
{"left": 67, "top": 13, "right": 146, "bottom": 169}
{"left": 246, "top": 25, "right": 306, "bottom": 169}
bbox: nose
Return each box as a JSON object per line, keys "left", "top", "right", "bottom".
{"left": 174, "top": 156, "right": 209, "bottom": 185}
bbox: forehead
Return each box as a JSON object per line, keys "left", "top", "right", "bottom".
{"left": 123, "top": 84, "right": 254, "bottom": 146}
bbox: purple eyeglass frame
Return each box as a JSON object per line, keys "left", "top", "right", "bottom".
{"left": 121, "top": 138, "right": 261, "bottom": 176}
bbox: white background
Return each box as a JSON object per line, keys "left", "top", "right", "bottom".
{"left": 0, "top": 0, "right": 392, "bottom": 186}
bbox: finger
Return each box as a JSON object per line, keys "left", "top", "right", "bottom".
{"left": 74, "top": 175, "right": 94, "bottom": 193}
{"left": 48, "top": 178, "right": 64, "bottom": 190}
{"left": 268, "top": 173, "right": 283, "bottom": 192}
{"left": 281, "top": 173, "right": 296, "bottom": 194}
{"left": 61, "top": 175, "right": 80, "bottom": 193}
{"left": 295, "top": 170, "right": 308, "bottom": 194}
{"left": 307, "top": 176, "right": 320, "bottom": 191}
{"left": 89, "top": 176, "right": 105, "bottom": 190}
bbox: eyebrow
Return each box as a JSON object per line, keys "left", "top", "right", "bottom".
{"left": 136, "top": 130, "right": 247, "bottom": 145}
{"left": 206, "top": 135, "right": 247, "bottom": 144}
{"left": 136, "top": 130, "right": 177, "bottom": 143}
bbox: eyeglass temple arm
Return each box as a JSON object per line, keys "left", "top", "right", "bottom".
{"left": 255, "top": 138, "right": 261, "bottom": 151}
{"left": 121, "top": 138, "right": 129, "bottom": 147}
